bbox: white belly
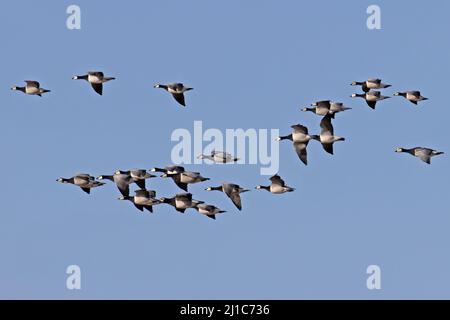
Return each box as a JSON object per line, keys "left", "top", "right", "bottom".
{"left": 88, "top": 75, "right": 102, "bottom": 84}
{"left": 175, "top": 198, "right": 190, "bottom": 209}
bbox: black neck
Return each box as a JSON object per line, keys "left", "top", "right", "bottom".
{"left": 279, "top": 134, "right": 293, "bottom": 141}
{"left": 259, "top": 185, "right": 270, "bottom": 191}
{"left": 161, "top": 197, "right": 174, "bottom": 204}
{"left": 403, "top": 148, "right": 414, "bottom": 155}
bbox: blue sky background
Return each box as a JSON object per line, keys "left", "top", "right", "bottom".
{"left": 0, "top": 0, "right": 449, "bottom": 299}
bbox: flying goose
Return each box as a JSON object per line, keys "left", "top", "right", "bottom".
{"left": 302, "top": 101, "right": 351, "bottom": 118}
{"left": 312, "top": 115, "right": 345, "bottom": 155}
{"left": 276, "top": 124, "right": 316, "bottom": 165}
{"left": 351, "top": 91, "right": 390, "bottom": 109}
{"left": 150, "top": 165, "right": 185, "bottom": 175}
{"left": 114, "top": 169, "right": 156, "bottom": 189}
{"left": 330, "top": 102, "right": 352, "bottom": 114}
{"left": 97, "top": 171, "right": 134, "bottom": 197}
{"left": 197, "top": 150, "right": 239, "bottom": 163}
{"left": 154, "top": 83, "right": 193, "bottom": 107}
{"left": 205, "top": 183, "right": 250, "bottom": 211}
{"left": 118, "top": 189, "right": 160, "bottom": 213}
{"left": 256, "top": 174, "right": 295, "bottom": 194}
{"left": 11, "top": 81, "right": 50, "bottom": 96}
{"left": 161, "top": 171, "right": 209, "bottom": 191}
{"left": 393, "top": 91, "right": 428, "bottom": 105}
{"left": 395, "top": 147, "right": 444, "bottom": 164}
{"left": 301, "top": 100, "right": 333, "bottom": 117}
{"left": 194, "top": 204, "right": 226, "bottom": 220}
{"left": 159, "top": 193, "right": 204, "bottom": 213}
{"left": 351, "top": 78, "right": 391, "bottom": 93}
{"left": 56, "top": 173, "right": 105, "bottom": 194}
{"left": 72, "top": 71, "right": 115, "bottom": 95}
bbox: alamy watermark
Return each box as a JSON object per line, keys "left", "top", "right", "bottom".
{"left": 367, "top": 5, "right": 381, "bottom": 30}
{"left": 66, "top": 265, "right": 81, "bottom": 290}
{"left": 171, "top": 121, "right": 279, "bottom": 175}
{"left": 66, "top": 5, "right": 81, "bottom": 30}
{"left": 366, "top": 265, "right": 381, "bottom": 290}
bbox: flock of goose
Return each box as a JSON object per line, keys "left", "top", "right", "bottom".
{"left": 12, "top": 73, "right": 444, "bottom": 219}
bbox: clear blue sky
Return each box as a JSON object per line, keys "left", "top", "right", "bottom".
{"left": 1, "top": 0, "right": 449, "bottom": 299}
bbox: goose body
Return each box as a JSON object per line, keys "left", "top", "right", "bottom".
{"left": 197, "top": 150, "right": 239, "bottom": 163}
{"left": 114, "top": 169, "right": 155, "bottom": 189}
{"left": 351, "top": 91, "right": 390, "bottom": 109}
{"left": 205, "top": 183, "right": 249, "bottom": 211}
{"left": 194, "top": 204, "right": 226, "bottom": 220}
{"left": 159, "top": 193, "right": 204, "bottom": 213}
{"left": 351, "top": 78, "right": 391, "bottom": 93}
{"left": 57, "top": 173, "right": 105, "bottom": 194}
{"left": 11, "top": 81, "right": 50, "bottom": 96}
{"left": 150, "top": 165, "right": 185, "bottom": 175}
{"left": 72, "top": 71, "right": 115, "bottom": 95}
{"left": 302, "top": 101, "right": 351, "bottom": 118}
{"left": 256, "top": 174, "right": 295, "bottom": 194}
{"left": 311, "top": 115, "right": 345, "bottom": 155}
{"left": 393, "top": 91, "right": 428, "bottom": 105}
{"left": 395, "top": 147, "right": 443, "bottom": 164}
{"left": 154, "top": 82, "right": 193, "bottom": 106}
{"left": 161, "top": 170, "right": 209, "bottom": 191}
{"left": 119, "top": 189, "right": 160, "bottom": 213}
{"left": 97, "top": 172, "right": 134, "bottom": 196}
{"left": 277, "top": 124, "right": 316, "bottom": 165}
{"left": 330, "top": 102, "right": 352, "bottom": 114}
{"left": 302, "top": 100, "right": 332, "bottom": 116}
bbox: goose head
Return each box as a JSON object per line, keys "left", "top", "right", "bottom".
{"left": 395, "top": 147, "right": 404, "bottom": 153}
{"left": 56, "top": 177, "right": 68, "bottom": 183}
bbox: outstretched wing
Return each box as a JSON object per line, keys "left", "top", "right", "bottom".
{"left": 366, "top": 100, "right": 376, "bottom": 109}
{"left": 172, "top": 175, "right": 188, "bottom": 191}
{"left": 269, "top": 174, "right": 285, "bottom": 187}
{"left": 294, "top": 142, "right": 308, "bottom": 165}
{"left": 320, "top": 115, "right": 334, "bottom": 136}
{"left": 25, "top": 80, "right": 40, "bottom": 88}
{"left": 229, "top": 192, "right": 242, "bottom": 210}
{"left": 223, "top": 184, "right": 242, "bottom": 211}
{"left": 291, "top": 124, "right": 308, "bottom": 134}
{"left": 322, "top": 143, "right": 334, "bottom": 155}
{"left": 81, "top": 187, "right": 91, "bottom": 194}
{"left": 91, "top": 83, "right": 103, "bottom": 95}
{"left": 172, "top": 93, "right": 186, "bottom": 106}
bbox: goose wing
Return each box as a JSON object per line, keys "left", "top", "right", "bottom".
{"left": 320, "top": 115, "right": 334, "bottom": 136}
{"left": 293, "top": 142, "right": 308, "bottom": 165}
{"left": 25, "top": 80, "right": 40, "bottom": 88}
{"left": 291, "top": 124, "right": 308, "bottom": 134}
{"left": 172, "top": 93, "right": 186, "bottom": 106}
{"left": 269, "top": 174, "right": 285, "bottom": 187}
{"left": 91, "top": 83, "right": 103, "bottom": 95}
